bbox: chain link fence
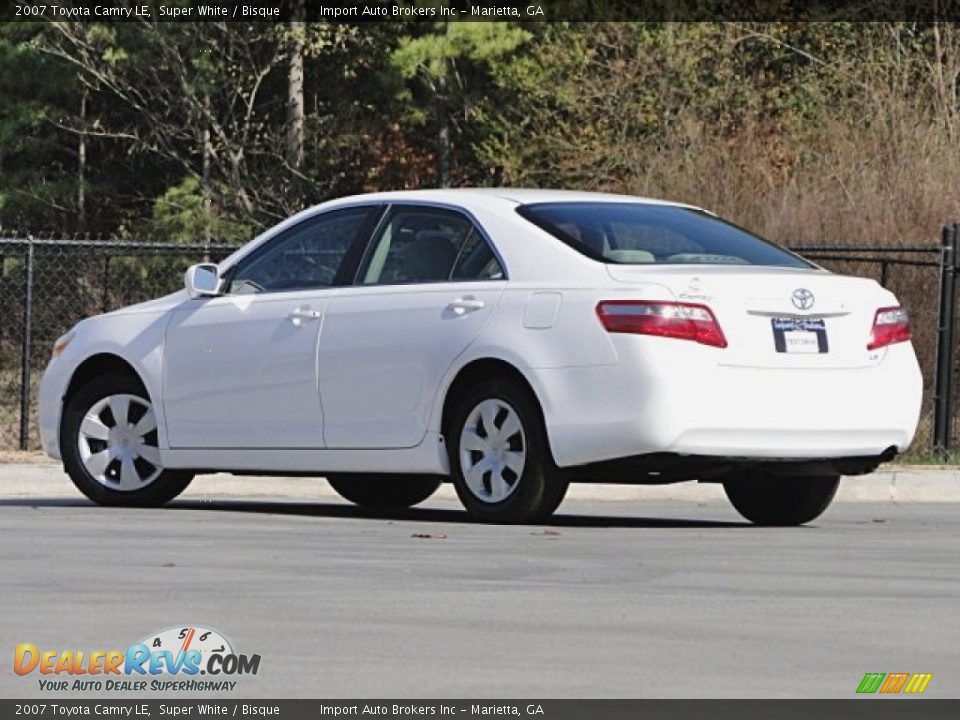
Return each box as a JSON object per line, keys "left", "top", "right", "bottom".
{"left": 0, "top": 238, "right": 239, "bottom": 451}
{"left": 792, "top": 243, "right": 946, "bottom": 455}
{"left": 1, "top": 230, "right": 958, "bottom": 456}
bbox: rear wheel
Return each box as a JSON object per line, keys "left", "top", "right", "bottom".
{"left": 447, "top": 377, "right": 567, "bottom": 523}
{"left": 723, "top": 474, "right": 840, "bottom": 526}
{"left": 326, "top": 474, "right": 441, "bottom": 509}
{"left": 61, "top": 374, "right": 194, "bottom": 507}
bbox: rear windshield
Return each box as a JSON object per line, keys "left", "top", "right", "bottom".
{"left": 517, "top": 202, "right": 811, "bottom": 268}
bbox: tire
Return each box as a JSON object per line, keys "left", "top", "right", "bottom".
{"left": 326, "top": 474, "right": 441, "bottom": 509}
{"left": 723, "top": 474, "right": 840, "bottom": 526}
{"left": 60, "top": 374, "right": 194, "bottom": 507}
{"left": 447, "top": 377, "right": 567, "bottom": 523}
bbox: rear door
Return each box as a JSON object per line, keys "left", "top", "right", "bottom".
{"left": 318, "top": 204, "right": 506, "bottom": 448}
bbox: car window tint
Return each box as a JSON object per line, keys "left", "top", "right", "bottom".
{"left": 517, "top": 203, "right": 811, "bottom": 268}
{"left": 361, "top": 207, "right": 497, "bottom": 285}
{"left": 229, "top": 208, "right": 373, "bottom": 294}
{"left": 452, "top": 228, "right": 504, "bottom": 280}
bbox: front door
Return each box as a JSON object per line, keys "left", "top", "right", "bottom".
{"left": 162, "top": 205, "right": 380, "bottom": 449}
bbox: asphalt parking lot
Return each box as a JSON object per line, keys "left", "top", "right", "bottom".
{"left": 1, "top": 465, "right": 958, "bottom": 699}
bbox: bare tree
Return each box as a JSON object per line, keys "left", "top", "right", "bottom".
{"left": 39, "top": 21, "right": 293, "bottom": 228}
{"left": 77, "top": 86, "right": 87, "bottom": 231}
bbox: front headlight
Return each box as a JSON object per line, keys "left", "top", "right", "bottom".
{"left": 51, "top": 332, "right": 75, "bottom": 359}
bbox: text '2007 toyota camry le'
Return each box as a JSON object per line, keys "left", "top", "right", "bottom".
{"left": 38, "top": 189, "right": 922, "bottom": 525}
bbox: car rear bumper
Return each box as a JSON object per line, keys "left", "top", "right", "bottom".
{"left": 533, "top": 341, "right": 923, "bottom": 468}
{"left": 566, "top": 448, "right": 898, "bottom": 484}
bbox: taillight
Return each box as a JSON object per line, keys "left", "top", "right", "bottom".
{"left": 596, "top": 300, "right": 728, "bottom": 348}
{"left": 867, "top": 306, "right": 911, "bottom": 350}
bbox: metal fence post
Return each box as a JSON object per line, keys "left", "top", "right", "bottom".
{"left": 18, "top": 238, "right": 35, "bottom": 450}
{"left": 101, "top": 255, "right": 111, "bottom": 313}
{"left": 933, "top": 223, "right": 959, "bottom": 455}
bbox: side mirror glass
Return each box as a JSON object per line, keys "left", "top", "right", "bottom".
{"left": 185, "top": 263, "right": 221, "bottom": 299}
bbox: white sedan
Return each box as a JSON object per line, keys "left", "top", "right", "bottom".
{"left": 38, "top": 189, "right": 922, "bottom": 525}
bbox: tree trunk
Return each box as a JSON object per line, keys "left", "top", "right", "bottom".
{"left": 287, "top": 0, "right": 306, "bottom": 170}
{"left": 77, "top": 87, "right": 87, "bottom": 232}
{"left": 202, "top": 91, "right": 212, "bottom": 257}
{"left": 435, "top": 67, "right": 452, "bottom": 188}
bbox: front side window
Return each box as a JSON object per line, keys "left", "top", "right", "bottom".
{"left": 228, "top": 207, "right": 376, "bottom": 294}
{"left": 517, "top": 202, "right": 811, "bottom": 268}
{"left": 359, "top": 206, "right": 504, "bottom": 285}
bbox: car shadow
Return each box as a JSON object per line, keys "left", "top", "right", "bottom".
{"left": 0, "top": 496, "right": 750, "bottom": 528}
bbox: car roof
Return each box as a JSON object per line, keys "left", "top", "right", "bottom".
{"left": 324, "top": 188, "right": 699, "bottom": 211}
{"left": 220, "top": 188, "right": 707, "bottom": 273}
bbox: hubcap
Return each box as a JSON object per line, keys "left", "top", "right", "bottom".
{"left": 459, "top": 398, "right": 526, "bottom": 503}
{"left": 77, "top": 394, "right": 162, "bottom": 491}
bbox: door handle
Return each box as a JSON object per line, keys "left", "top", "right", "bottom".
{"left": 289, "top": 307, "right": 322, "bottom": 325}
{"left": 448, "top": 297, "right": 485, "bottom": 315}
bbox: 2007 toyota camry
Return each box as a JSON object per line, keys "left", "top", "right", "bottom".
{"left": 38, "top": 189, "right": 922, "bottom": 525}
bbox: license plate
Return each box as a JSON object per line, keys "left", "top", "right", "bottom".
{"left": 772, "top": 318, "right": 828, "bottom": 354}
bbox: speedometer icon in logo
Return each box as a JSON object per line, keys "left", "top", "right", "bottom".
{"left": 140, "top": 625, "right": 234, "bottom": 666}
{"left": 791, "top": 288, "right": 815, "bottom": 311}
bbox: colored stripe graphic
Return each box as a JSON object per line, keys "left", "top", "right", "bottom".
{"left": 857, "top": 673, "right": 886, "bottom": 694}
{"left": 903, "top": 674, "right": 933, "bottom": 694}
{"left": 880, "top": 673, "right": 909, "bottom": 693}
{"left": 857, "top": 672, "right": 932, "bottom": 694}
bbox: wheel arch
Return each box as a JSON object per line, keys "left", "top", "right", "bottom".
{"left": 64, "top": 353, "right": 148, "bottom": 408}
{"left": 439, "top": 357, "right": 557, "bottom": 465}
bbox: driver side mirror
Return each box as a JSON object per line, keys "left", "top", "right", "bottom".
{"left": 184, "top": 263, "right": 222, "bottom": 299}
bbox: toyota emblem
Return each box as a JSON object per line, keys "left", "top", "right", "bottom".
{"left": 791, "top": 288, "right": 815, "bottom": 311}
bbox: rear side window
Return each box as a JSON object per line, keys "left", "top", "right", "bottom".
{"left": 517, "top": 202, "right": 811, "bottom": 268}
{"left": 359, "top": 206, "right": 504, "bottom": 285}
{"left": 452, "top": 229, "right": 504, "bottom": 281}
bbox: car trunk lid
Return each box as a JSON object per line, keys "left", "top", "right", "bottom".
{"left": 606, "top": 264, "right": 889, "bottom": 369}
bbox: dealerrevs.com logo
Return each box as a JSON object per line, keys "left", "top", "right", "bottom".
{"left": 14, "top": 626, "right": 260, "bottom": 693}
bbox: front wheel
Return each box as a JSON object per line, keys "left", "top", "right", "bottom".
{"left": 723, "top": 474, "right": 840, "bottom": 526}
{"left": 61, "top": 374, "right": 194, "bottom": 507}
{"left": 447, "top": 378, "right": 567, "bottom": 523}
{"left": 326, "top": 474, "right": 441, "bottom": 509}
